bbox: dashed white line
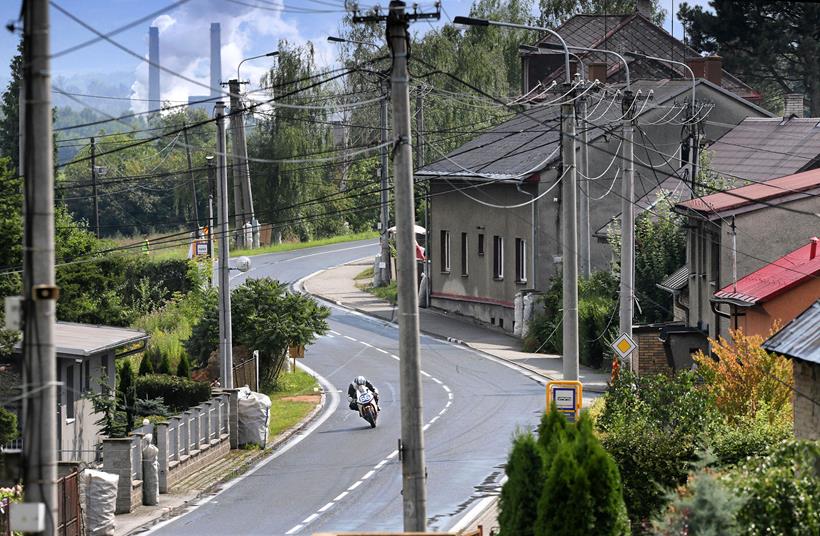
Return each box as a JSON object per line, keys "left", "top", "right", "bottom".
{"left": 442, "top": 385, "right": 451, "bottom": 393}
{"left": 329, "top": 330, "right": 340, "bottom": 335}
{"left": 347, "top": 481, "right": 363, "bottom": 491}
{"left": 318, "top": 502, "right": 334, "bottom": 513}
{"left": 431, "top": 377, "right": 443, "bottom": 385}
{"left": 333, "top": 491, "right": 348, "bottom": 501}
{"left": 387, "top": 449, "right": 399, "bottom": 459}
{"left": 360, "top": 341, "right": 373, "bottom": 348}
{"left": 375, "top": 459, "right": 388, "bottom": 469}
{"left": 285, "top": 524, "right": 303, "bottom": 535}
{"left": 361, "top": 470, "right": 376, "bottom": 480}
{"left": 420, "top": 371, "right": 431, "bottom": 378}
{"left": 376, "top": 348, "right": 388, "bottom": 354}
{"left": 430, "top": 416, "right": 440, "bottom": 424}
{"left": 448, "top": 392, "right": 454, "bottom": 400}
{"left": 422, "top": 423, "right": 431, "bottom": 431}
{"left": 390, "top": 354, "right": 400, "bottom": 361}
{"left": 302, "top": 513, "right": 319, "bottom": 524}
{"left": 343, "top": 335, "right": 357, "bottom": 342}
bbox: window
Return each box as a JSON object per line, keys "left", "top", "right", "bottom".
{"left": 84, "top": 360, "right": 91, "bottom": 392}
{"left": 493, "top": 236, "right": 504, "bottom": 279}
{"left": 461, "top": 233, "right": 469, "bottom": 276}
{"left": 477, "top": 233, "right": 485, "bottom": 256}
{"left": 66, "top": 365, "right": 75, "bottom": 420}
{"left": 515, "top": 238, "right": 527, "bottom": 283}
{"left": 440, "top": 230, "right": 451, "bottom": 272}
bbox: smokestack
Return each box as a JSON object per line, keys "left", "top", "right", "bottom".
{"left": 811, "top": 237, "right": 818, "bottom": 260}
{"left": 588, "top": 62, "right": 608, "bottom": 84}
{"left": 148, "top": 26, "right": 160, "bottom": 110}
{"left": 210, "top": 23, "right": 222, "bottom": 97}
{"left": 784, "top": 93, "right": 805, "bottom": 118}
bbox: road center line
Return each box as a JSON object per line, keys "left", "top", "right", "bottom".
{"left": 333, "top": 491, "right": 348, "bottom": 501}
{"left": 348, "top": 481, "right": 363, "bottom": 491}
{"left": 318, "top": 502, "right": 334, "bottom": 513}
{"left": 285, "top": 524, "right": 303, "bottom": 535}
{"left": 344, "top": 335, "right": 357, "bottom": 341}
{"left": 361, "top": 470, "right": 376, "bottom": 480}
{"left": 420, "top": 371, "right": 431, "bottom": 377}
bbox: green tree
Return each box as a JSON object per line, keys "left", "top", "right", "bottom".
{"left": 538, "top": 0, "right": 666, "bottom": 27}
{"left": 176, "top": 353, "right": 192, "bottom": 378}
{"left": 536, "top": 439, "right": 593, "bottom": 536}
{"left": 498, "top": 432, "right": 543, "bottom": 536}
{"left": 138, "top": 351, "right": 155, "bottom": 375}
{"left": 0, "top": 406, "right": 19, "bottom": 446}
{"left": 678, "top": 0, "right": 820, "bottom": 115}
{"left": 0, "top": 43, "right": 22, "bottom": 172}
{"left": 118, "top": 361, "right": 136, "bottom": 432}
{"left": 157, "top": 353, "right": 172, "bottom": 375}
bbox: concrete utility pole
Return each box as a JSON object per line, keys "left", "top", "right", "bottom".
{"left": 182, "top": 122, "right": 200, "bottom": 231}
{"left": 206, "top": 155, "right": 216, "bottom": 286}
{"left": 379, "top": 81, "right": 392, "bottom": 285}
{"left": 215, "top": 102, "right": 234, "bottom": 388}
{"left": 619, "top": 90, "right": 636, "bottom": 357}
{"left": 388, "top": 2, "right": 426, "bottom": 529}
{"left": 91, "top": 136, "right": 100, "bottom": 238}
{"left": 416, "top": 87, "right": 430, "bottom": 308}
{"left": 577, "top": 81, "right": 591, "bottom": 278}
{"left": 22, "top": 0, "right": 59, "bottom": 531}
{"left": 228, "top": 79, "right": 256, "bottom": 249}
{"left": 561, "top": 85, "right": 580, "bottom": 382}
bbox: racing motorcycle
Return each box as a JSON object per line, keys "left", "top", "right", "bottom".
{"left": 354, "top": 384, "right": 379, "bottom": 428}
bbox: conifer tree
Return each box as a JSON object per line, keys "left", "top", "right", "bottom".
{"left": 118, "top": 362, "right": 136, "bottom": 432}
{"left": 176, "top": 353, "right": 191, "bottom": 378}
{"left": 536, "top": 440, "right": 593, "bottom": 536}
{"left": 498, "top": 432, "right": 543, "bottom": 536}
{"left": 158, "top": 353, "right": 172, "bottom": 375}
{"left": 138, "top": 352, "right": 154, "bottom": 376}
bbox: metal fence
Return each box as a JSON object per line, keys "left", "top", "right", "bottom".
{"left": 56, "top": 470, "right": 82, "bottom": 536}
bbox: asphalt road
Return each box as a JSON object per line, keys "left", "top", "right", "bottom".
{"left": 150, "top": 239, "right": 545, "bottom": 535}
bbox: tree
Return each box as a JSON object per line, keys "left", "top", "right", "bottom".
{"left": 176, "top": 353, "right": 191, "bottom": 378}
{"left": 678, "top": 0, "right": 820, "bottom": 115}
{"left": 118, "top": 361, "right": 136, "bottom": 432}
{"left": 538, "top": 0, "right": 665, "bottom": 27}
{"left": 0, "top": 406, "right": 19, "bottom": 446}
{"left": 157, "top": 353, "right": 172, "bottom": 375}
{"left": 0, "top": 43, "right": 22, "bottom": 172}
{"left": 498, "top": 432, "right": 543, "bottom": 536}
{"left": 139, "top": 350, "right": 155, "bottom": 375}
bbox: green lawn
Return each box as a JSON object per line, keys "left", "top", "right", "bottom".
{"left": 233, "top": 231, "right": 378, "bottom": 258}
{"left": 266, "top": 369, "right": 321, "bottom": 439}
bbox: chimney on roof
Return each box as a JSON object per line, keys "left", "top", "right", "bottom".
{"left": 703, "top": 56, "right": 722, "bottom": 85}
{"left": 635, "top": 0, "right": 653, "bottom": 17}
{"left": 588, "top": 62, "right": 607, "bottom": 84}
{"left": 811, "top": 237, "right": 819, "bottom": 260}
{"left": 686, "top": 57, "right": 705, "bottom": 79}
{"left": 784, "top": 93, "right": 805, "bottom": 118}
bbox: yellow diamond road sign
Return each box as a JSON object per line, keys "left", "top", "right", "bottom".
{"left": 612, "top": 333, "right": 636, "bottom": 359}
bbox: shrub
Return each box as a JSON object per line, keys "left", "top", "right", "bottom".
{"left": 135, "top": 397, "right": 169, "bottom": 418}
{"left": 0, "top": 406, "right": 18, "bottom": 446}
{"left": 707, "top": 404, "right": 792, "bottom": 467}
{"left": 134, "top": 374, "right": 210, "bottom": 412}
{"left": 725, "top": 440, "right": 820, "bottom": 536}
{"left": 157, "top": 353, "right": 172, "bottom": 375}
{"left": 138, "top": 351, "right": 155, "bottom": 376}
{"left": 498, "top": 432, "right": 543, "bottom": 536}
{"left": 118, "top": 361, "right": 136, "bottom": 432}
{"left": 176, "top": 353, "right": 191, "bottom": 378}
{"left": 694, "top": 328, "right": 792, "bottom": 422}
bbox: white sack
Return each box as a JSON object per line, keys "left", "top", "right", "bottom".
{"left": 237, "top": 386, "right": 272, "bottom": 447}
{"left": 84, "top": 469, "right": 119, "bottom": 536}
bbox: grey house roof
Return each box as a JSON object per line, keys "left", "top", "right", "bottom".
{"left": 657, "top": 265, "right": 689, "bottom": 292}
{"left": 704, "top": 117, "right": 820, "bottom": 181}
{"left": 13, "top": 322, "right": 149, "bottom": 358}
{"left": 418, "top": 79, "right": 731, "bottom": 182}
{"left": 762, "top": 300, "right": 820, "bottom": 365}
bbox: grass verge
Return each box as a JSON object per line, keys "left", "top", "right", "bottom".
{"left": 355, "top": 268, "right": 398, "bottom": 305}
{"left": 233, "top": 231, "right": 378, "bottom": 258}
{"left": 265, "top": 369, "right": 321, "bottom": 439}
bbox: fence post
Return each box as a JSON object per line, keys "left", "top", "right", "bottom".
{"left": 103, "top": 438, "right": 136, "bottom": 514}
{"left": 182, "top": 411, "right": 191, "bottom": 456}
{"left": 170, "top": 416, "right": 181, "bottom": 462}
{"left": 156, "top": 422, "right": 169, "bottom": 493}
{"left": 132, "top": 433, "right": 145, "bottom": 482}
{"left": 226, "top": 389, "right": 240, "bottom": 449}
{"left": 202, "top": 402, "right": 212, "bottom": 446}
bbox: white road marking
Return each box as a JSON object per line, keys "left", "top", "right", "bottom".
{"left": 285, "top": 525, "right": 303, "bottom": 535}
{"left": 302, "top": 513, "right": 320, "bottom": 524}
{"left": 344, "top": 335, "right": 357, "bottom": 341}
{"left": 375, "top": 459, "right": 388, "bottom": 469}
{"left": 432, "top": 377, "right": 443, "bottom": 385}
{"left": 330, "top": 330, "right": 340, "bottom": 335}
{"left": 361, "top": 470, "right": 375, "bottom": 480}
{"left": 360, "top": 341, "right": 373, "bottom": 347}
{"left": 333, "top": 491, "right": 348, "bottom": 501}
{"left": 420, "top": 371, "right": 431, "bottom": 378}
{"left": 448, "top": 393, "right": 454, "bottom": 400}
{"left": 376, "top": 348, "right": 388, "bottom": 354}
{"left": 348, "top": 481, "right": 362, "bottom": 491}
{"left": 318, "top": 502, "right": 334, "bottom": 513}
{"left": 430, "top": 416, "right": 440, "bottom": 424}
{"left": 442, "top": 385, "right": 451, "bottom": 393}
{"left": 387, "top": 449, "right": 399, "bottom": 459}
{"left": 390, "top": 354, "right": 400, "bottom": 361}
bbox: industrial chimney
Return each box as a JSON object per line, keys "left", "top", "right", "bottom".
{"left": 148, "top": 26, "right": 160, "bottom": 110}
{"left": 210, "top": 23, "right": 222, "bottom": 97}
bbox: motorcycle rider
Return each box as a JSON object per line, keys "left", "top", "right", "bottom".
{"left": 348, "top": 375, "right": 380, "bottom": 411}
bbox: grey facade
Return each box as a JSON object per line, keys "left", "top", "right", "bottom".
{"left": 419, "top": 79, "right": 770, "bottom": 332}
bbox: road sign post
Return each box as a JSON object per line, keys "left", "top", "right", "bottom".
{"left": 546, "top": 380, "right": 583, "bottom": 422}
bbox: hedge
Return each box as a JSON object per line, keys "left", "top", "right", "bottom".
{"left": 134, "top": 374, "right": 211, "bottom": 412}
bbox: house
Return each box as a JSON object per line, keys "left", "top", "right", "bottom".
{"left": 5, "top": 322, "right": 148, "bottom": 464}
{"left": 762, "top": 300, "right": 820, "bottom": 440}
{"left": 522, "top": 9, "right": 761, "bottom": 104}
{"left": 712, "top": 238, "right": 820, "bottom": 338}
{"left": 674, "top": 168, "right": 820, "bottom": 339}
{"left": 417, "top": 81, "right": 769, "bottom": 332}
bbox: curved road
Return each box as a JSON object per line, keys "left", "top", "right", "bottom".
{"left": 150, "top": 239, "right": 545, "bottom": 535}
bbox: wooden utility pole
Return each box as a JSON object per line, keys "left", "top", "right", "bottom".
{"left": 22, "top": 0, "right": 59, "bottom": 531}
{"left": 91, "top": 136, "right": 100, "bottom": 238}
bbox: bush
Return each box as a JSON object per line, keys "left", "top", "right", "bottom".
{"left": 524, "top": 271, "right": 618, "bottom": 368}
{"left": 118, "top": 361, "right": 136, "bottom": 432}
{"left": 707, "top": 404, "right": 792, "bottom": 467}
{"left": 725, "top": 440, "right": 820, "bottom": 535}
{"left": 694, "top": 328, "right": 792, "bottom": 422}
{"left": 0, "top": 406, "right": 18, "bottom": 446}
{"left": 157, "top": 353, "right": 172, "bottom": 375}
{"left": 135, "top": 397, "right": 169, "bottom": 418}
{"left": 176, "top": 353, "right": 191, "bottom": 378}
{"left": 134, "top": 374, "right": 210, "bottom": 412}
{"left": 138, "top": 351, "right": 155, "bottom": 375}
{"left": 498, "top": 432, "right": 543, "bottom": 536}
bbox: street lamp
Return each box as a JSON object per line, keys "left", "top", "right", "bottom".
{"left": 519, "top": 44, "right": 586, "bottom": 81}
{"left": 539, "top": 42, "right": 630, "bottom": 90}
{"left": 237, "top": 50, "right": 279, "bottom": 83}
{"left": 454, "top": 16, "right": 571, "bottom": 84}
{"left": 327, "top": 35, "right": 380, "bottom": 48}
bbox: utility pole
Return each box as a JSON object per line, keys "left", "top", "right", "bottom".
{"left": 416, "top": 86, "right": 430, "bottom": 308}
{"left": 577, "top": 80, "right": 591, "bottom": 278}
{"left": 215, "top": 102, "right": 234, "bottom": 388}
{"left": 206, "top": 155, "right": 216, "bottom": 286}
{"left": 619, "top": 90, "right": 635, "bottom": 363}
{"left": 91, "top": 137, "right": 100, "bottom": 238}
{"left": 182, "top": 122, "right": 200, "bottom": 231}
{"left": 689, "top": 102, "right": 701, "bottom": 195}
{"left": 22, "top": 0, "right": 59, "bottom": 531}
{"left": 228, "top": 79, "right": 256, "bottom": 249}
{"left": 379, "top": 81, "right": 392, "bottom": 285}
{"left": 561, "top": 84, "right": 579, "bottom": 382}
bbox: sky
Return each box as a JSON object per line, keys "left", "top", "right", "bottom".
{"left": 0, "top": 0, "right": 711, "bottom": 113}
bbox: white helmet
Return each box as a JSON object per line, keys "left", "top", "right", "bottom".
{"left": 354, "top": 376, "right": 367, "bottom": 386}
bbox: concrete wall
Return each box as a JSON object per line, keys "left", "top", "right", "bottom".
{"left": 793, "top": 360, "right": 820, "bottom": 440}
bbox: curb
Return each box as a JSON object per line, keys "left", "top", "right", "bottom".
{"left": 122, "top": 376, "right": 328, "bottom": 536}
{"left": 300, "top": 261, "right": 609, "bottom": 394}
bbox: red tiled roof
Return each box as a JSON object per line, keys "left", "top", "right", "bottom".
{"left": 677, "top": 167, "right": 820, "bottom": 216}
{"left": 714, "top": 238, "right": 820, "bottom": 305}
